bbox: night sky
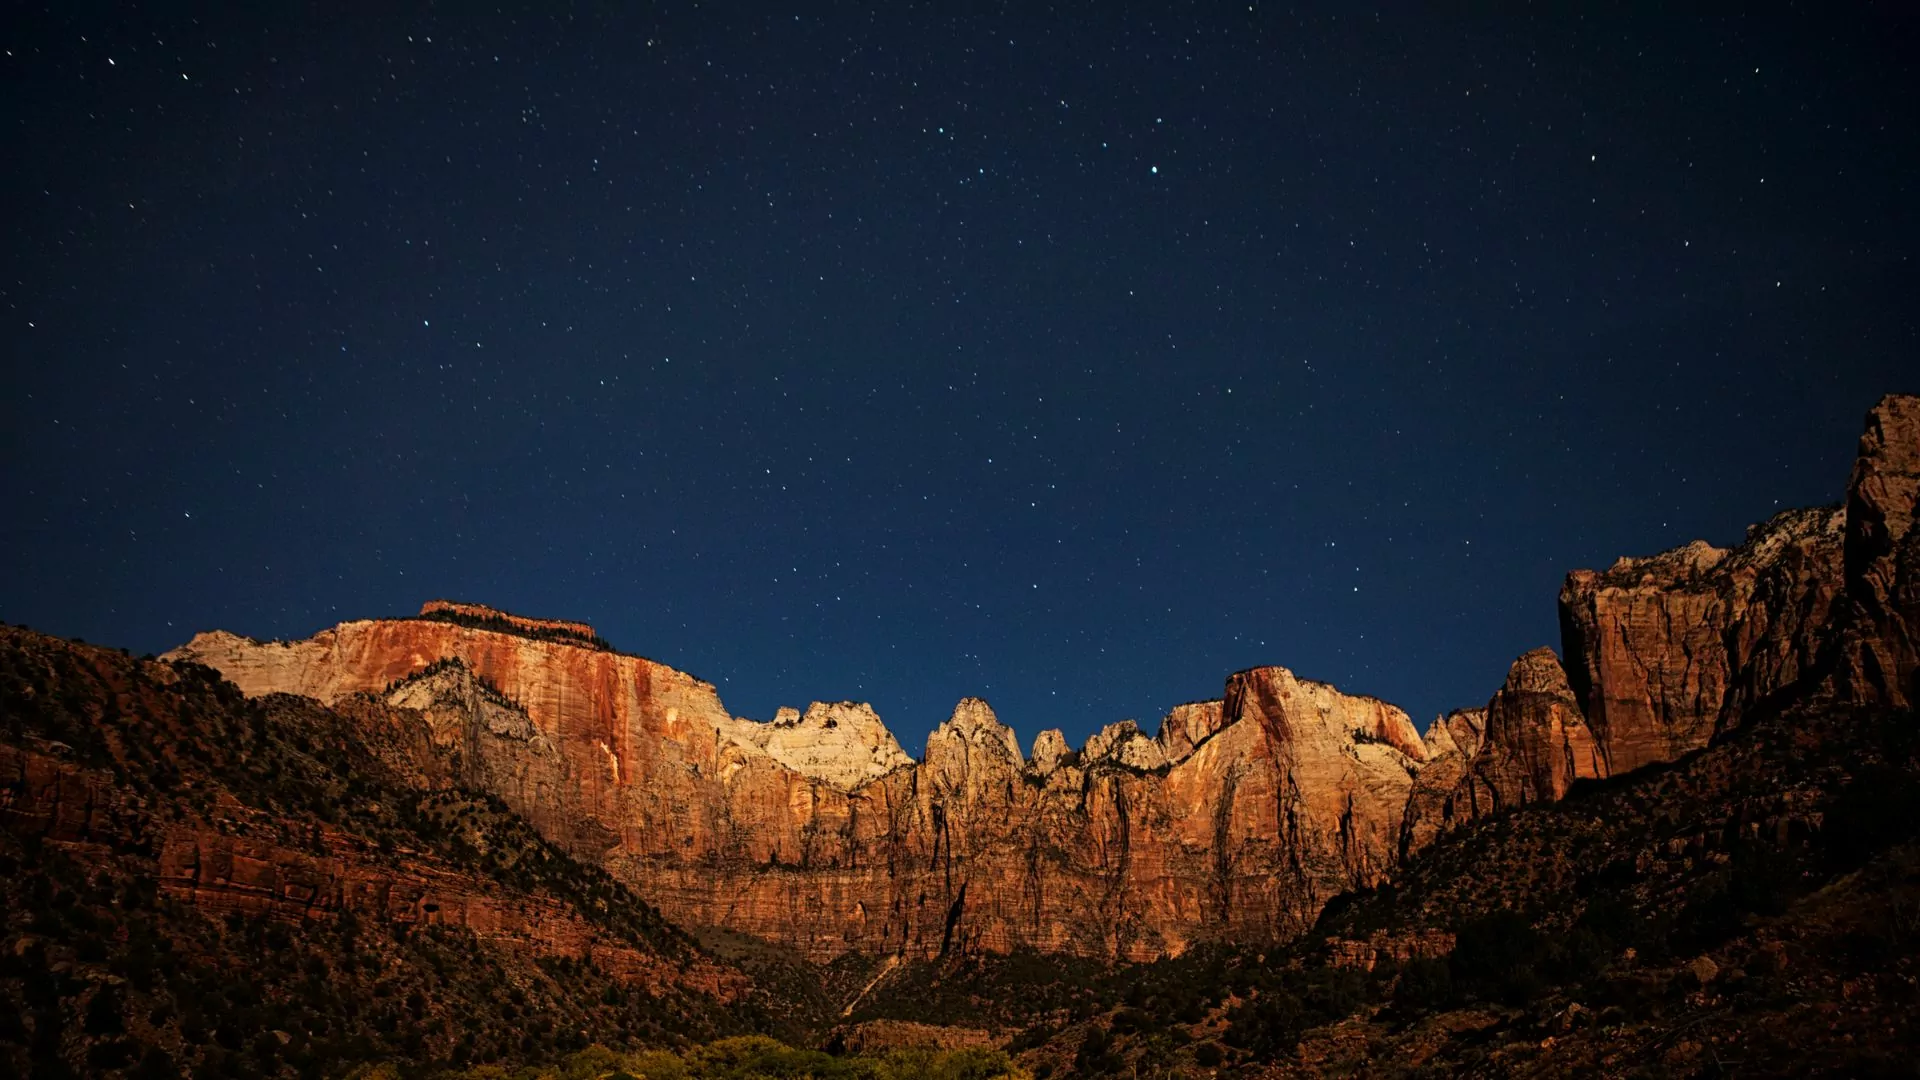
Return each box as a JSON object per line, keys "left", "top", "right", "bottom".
{"left": 3, "top": 11, "right": 1914, "bottom": 753}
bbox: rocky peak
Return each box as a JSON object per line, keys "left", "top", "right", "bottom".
{"left": 1840, "top": 392, "right": 1920, "bottom": 707}
{"left": 1083, "top": 719, "right": 1169, "bottom": 771}
{"left": 1504, "top": 646, "right": 1577, "bottom": 697}
{"left": 717, "top": 701, "right": 913, "bottom": 793}
{"left": 1225, "top": 668, "right": 1427, "bottom": 763}
{"left": 1474, "top": 648, "right": 1604, "bottom": 805}
{"left": 1029, "top": 729, "right": 1072, "bottom": 774}
{"left": 1422, "top": 708, "right": 1486, "bottom": 760}
{"left": 1155, "top": 700, "right": 1227, "bottom": 764}
{"left": 926, "top": 697, "right": 1023, "bottom": 766}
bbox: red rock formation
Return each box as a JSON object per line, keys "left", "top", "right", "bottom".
{"left": 166, "top": 618, "right": 1429, "bottom": 962}
{"left": 1153, "top": 700, "right": 1227, "bottom": 764}
{"left": 1556, "top": 395, "right": 1920, "bottom": 770}
{"left": 1558, "top": 506, "right": 1845, "bottom": 774}
{"left": 1406, "top": 394, "right": 1920, "bottom": 854}
{"left": 1400, "top": 647, "right": 1607, "bottom": 856}
{"left": 1467, "top": 648, "right": 1605, "bottom": 810}
{"left": 1838, "top": 393, "right": 1920, "bottom": 707}
{"left": 63, "top": 389, "right": 1901, "bottom": 981}
{"left": 158, "top": 397, "right": 1920, "bottom": 962}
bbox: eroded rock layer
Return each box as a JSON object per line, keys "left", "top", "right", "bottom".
{"left": 1838, "top": 393, "right": 1920, "bottom": 707}
{"left": 1558, "top": 507, "right": 1845, "bottom": 774}
{"left": 168, "top": 615, "right": 1427, "bottom": 961}
{"left": 1405, "top": 393, "right": 1920, "bottom": 849}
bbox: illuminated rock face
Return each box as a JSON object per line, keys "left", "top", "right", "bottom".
{"left": 1406, "top": 394, "right": 1920, "bottom": 849}
{"left": 1838, "top": 393, "right": 1920, "bottom": 708}
{"left": 1557, "top": 508, "right": 1846, "bottom": 775}
{"left": 1553, "top": 395, "right": 1920, "bottom": 770}
{"left": 169, "top": 618, "right": 1428, "bottom": 961}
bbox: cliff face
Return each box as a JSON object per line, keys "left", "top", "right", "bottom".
{"left": 167, "top": 616, "right": 1428, "bottom": 961}
{"left": 1557, "top": 507, "right": 1845, "bottom": 774}
{"left": 1838, "top": 393, "right": 1920, "bottom": 707}
{"left": 1404, "top": 393, "right": 1920, "bottom": 850}
{"left": 1554, "top": 396, "right": 1920, "bottom": 769}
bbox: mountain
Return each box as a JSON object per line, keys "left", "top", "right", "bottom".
{"left": 162, "top": 404, "right": 1919, "bottom": 971}
{"left": 2, "top": 393, "right": 1914, "bottom": 1077}
{"left": 998, "top": 393, "right": 1920, "bottom": 1076}
{"left": 165, "top": 610, "right": 1434, "bottom": 962}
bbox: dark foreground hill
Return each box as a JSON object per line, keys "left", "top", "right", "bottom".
{"left": 0, "top": 628, "right": 771, "bottom": 1078}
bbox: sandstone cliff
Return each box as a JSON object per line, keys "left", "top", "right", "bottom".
{"left": 1557, "top": 506, "right": 1845, "bottom": 774}
{"left": 1837, "top": 392, "right": 1920, "bottom": 707}
{"left": 1405, "top": 393, "right": 1919, "bottom": 850}
{"left": 167, "top": 613, "right": 1429, "bottom": 961}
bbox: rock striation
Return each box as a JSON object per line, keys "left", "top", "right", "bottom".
{"left": 1405, "top": 393, "right": 1920, "bottom": 851}
{"left": 168, "top": 615, "right": 1432, "bottom": 961}
{"left": 1837, "top": 393, "right": 1920, "bottom": 707}
{"left": 1557, "top": 507, "right": 1845, "bottom": 774}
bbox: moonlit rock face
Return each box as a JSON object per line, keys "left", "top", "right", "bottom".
{"left": 1083, "top": 719, "right": 1168, "bottom": 771}
{"left": 716, "top": 701, "right": 913, "bottom": 792}
{"left": 930, "top": 696, "right": 1024, "bottom": 764}
{"left": 1470, "top": 648, "right": 1606, "bottom": 806}
{"left": 1560, "top": 505, "right": 1846, "bottom": 773}
{"left": 1155, "top": 700, "right": 1227, "bottom": 764}
{"left": 167, "top": 619, "right": 1445, "bottom": 961}
{"left": 1029, "top": 729, "right": 1071, "bottom": 774}
{"left": 1840, "top": 393, "right": 1920, "bottom": 707}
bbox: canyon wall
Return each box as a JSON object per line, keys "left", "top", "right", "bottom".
{"left": 1409, "top": 393, "right": 1918, "bottom": 848}
{"left": 170, "top": 604, "right": 1432, "bottom": 961}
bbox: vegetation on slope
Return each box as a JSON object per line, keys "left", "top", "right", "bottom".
{"left": 407, "top": 608, "right": 617, "bottom": 652}
{"left": 0, "top": 626, "right": 762, "bottom": 1079}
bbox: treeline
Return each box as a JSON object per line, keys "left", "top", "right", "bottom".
{"left": 410, "top": 610, "right": 616, "bottom": 652}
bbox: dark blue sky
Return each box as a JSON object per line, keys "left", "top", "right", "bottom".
{"left": 3, "top": 10, "right": 1914, "bottom": 753}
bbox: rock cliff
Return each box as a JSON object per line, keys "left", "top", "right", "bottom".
{"left": 1557, "top": 507, "right": 1845, "bottom": 774}
{"left": 1405, "top": 393, "right": 1919, "bottom": 850}
{"left": 167, "top": 615, "right": 1430, "bottom": 961}
{"left": 1837, "top": 392, "right": 1920, "bottom": 707}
